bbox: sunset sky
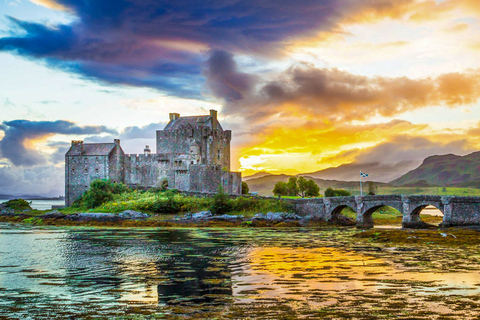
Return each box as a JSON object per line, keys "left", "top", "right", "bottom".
{"left": 1, "top": 0, "right": 480, "bottom": 195}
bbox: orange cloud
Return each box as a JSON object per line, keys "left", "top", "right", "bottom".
{"left": 29, "top": 0, "right": 67, "bottom": 11}
{"left": 225, "top": 66, "right": 480, "bottom": 126}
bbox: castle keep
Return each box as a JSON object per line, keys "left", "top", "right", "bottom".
{"left": 65, "top": 110, "right": 242, "bottom": 206}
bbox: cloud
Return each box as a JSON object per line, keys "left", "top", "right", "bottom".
{"left": 204, "top": 50, "right": 256, "bottom": 102}
{"left": 223, "top": 65, "right": 480, "bottom": 124}
{"left": 0, "top": 119, "right": 117, "bottom": 166}
{"left": 0, "top": 165, "right": 64, "bottom": 196}
{"left": 326, "top": 135, "right": 473, "bottom": 166}
{"left": 3, "top": 0, "right": 472, "bottom": 97}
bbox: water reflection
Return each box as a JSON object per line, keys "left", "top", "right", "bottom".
{"left": 1, "top": 225, "right": 480, "bottom": 319}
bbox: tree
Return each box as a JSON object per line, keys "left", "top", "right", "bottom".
{"left": 325, "top": 187, "right": 351, "bottom": 197}
{"left": 325, "top": 187, "right": 335, "bottom": 197}
{"left": 286, "top": 177, "right": 299, "bottom": 196}
{"left": 367, "top": 181, "right": 378, "bottom": 195}
{"left": 297, "top": 176, "right": 308, "bottom": 197}
{"left": 273, "top": 181, "right": 288, "bottom": 196}
{"left": 242, "top": 181, "right": 249, "bottom": 194}
{"left": 161, "top": 178, "right": 169, "bottom": 191}
{"left": 305, "top": 180, "right": 320, "bottom": 197}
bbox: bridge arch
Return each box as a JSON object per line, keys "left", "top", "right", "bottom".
{"left": 330, "top": 204, "right": 357, "bottom": 223}
{"left": 405, "top": 204, "right": 444, "bottom": 228}
{"left": 361, "top": 204, "right": 403, "bottom": 228}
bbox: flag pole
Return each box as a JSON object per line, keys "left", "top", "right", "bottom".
{"left": 360, "top": 169, "right": 363, "bottom": 196}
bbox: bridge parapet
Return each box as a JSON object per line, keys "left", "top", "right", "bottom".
{"left": 283, "top": 194, "right": 480, "bottom": 229}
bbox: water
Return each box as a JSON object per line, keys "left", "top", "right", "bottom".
{"left": 0, "top": 199, "right": 65, "bottom": 210}
{"left": 0, "top": 225, "right": 479, "bottom": 319}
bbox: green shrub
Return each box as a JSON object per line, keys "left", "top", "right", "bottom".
{"left": 325, "top": 187, "right": 351, "bottom": 197}
{"left": 210, "top": 186, "right": 233, "bottom": 215}
{"left": 152, "top": 197, "right": 181, "bottom": 214}
{"left": 22, "top": 217, "right": 43, "bottom": 225}
{"left": 4, "top": 198, "right": 32, "bottom": 211}
{"left": 242, "top": 181, "right": 249, "bottom": 195}
{"left": 75, "top": 179, "right": 130, "bottom": 209}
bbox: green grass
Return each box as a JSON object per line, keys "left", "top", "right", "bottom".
{"left": 62, "top": 189, "right": 294, "bottom": 217}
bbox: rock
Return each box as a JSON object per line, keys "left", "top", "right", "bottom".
{"left": 118, "top": 210, "right": 149, "bottom": 220}
{"left": 330, "top": 214, "right": 356, "bottom": 226}
{"left": 40, "top": 210, "right": 66, "bottom": 220}
{"left": 0, "top": 208, "right": 15, "bottom": 216}
{"left": 253, "top": 213, "right": 266, "bottom": 220}
{"left": 209, "top": 214, "right": 243, "bottom": 221}
{"left": 191, "top": 211, "right": 212, "bottom": 220}
{"left": 67, "top": 212, "right": 120, "bottom": 222}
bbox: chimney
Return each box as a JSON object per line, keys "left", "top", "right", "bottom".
{"left": 71, "top": 140, "right": 83, "bottom": 154}
{"left": 209, "top": 109, "right": 217, "bottom": 121}
{"left": 169, "top": 113, "right": 180, "bottom": 121}
{"left": 72, "top": 140, "right": 83, "bottom": 146}
{"left": 114, "top": 139, "right": 120, "bottom": 146}
{"left": 144, "top": 145, "right": 151, "bottom": 155}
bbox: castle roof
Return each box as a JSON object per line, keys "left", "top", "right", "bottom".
{"left": 164, "top": 115, "right": 223, "bottom": 131}
{"left": 66, "top": 143, "right": 116, "bottom": 156}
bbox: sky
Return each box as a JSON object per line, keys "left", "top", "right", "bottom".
{"left": 1, "top": 0, "right": 480, "bottom": 196}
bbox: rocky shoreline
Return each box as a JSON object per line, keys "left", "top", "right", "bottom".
{"left": 0, "top": 205, "right": 355, "bottom": 227}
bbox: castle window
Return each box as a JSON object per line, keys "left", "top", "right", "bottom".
{"left": 191, "top": 161, "right": 194, "bottom": 164}
{"left": 95, "top": 168, "right": 99, "bottom": 174}
{"left": 217, "top": 150, "right": 221, "bottom": 161}
{"left": 84, "top": 168, "right": 88, "bottom": 173}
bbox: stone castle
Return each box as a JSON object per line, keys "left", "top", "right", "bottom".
{"left": 65, "top": 110, "right": 242, "bottom": 206}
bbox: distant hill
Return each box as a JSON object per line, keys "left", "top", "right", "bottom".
{"left": 243, "top": 171, "right": 273, "bottom": 181}
{"left": 391, "top": 151, "right": 480, "bottom": 187}
{"left": 302, "top": 160, "right": 420, "bottom": 183}
{"left": 245, "top": 174, "right": 388, "bottom": 196}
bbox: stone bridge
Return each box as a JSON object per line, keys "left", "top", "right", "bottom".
{"left": 291, "top": 195, "right": 480, "bottom": 228}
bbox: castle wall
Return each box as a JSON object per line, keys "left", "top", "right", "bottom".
{"left": 124, "top": 154, "right": 174, "bottom": 188}
{"left": 65, "top": 155, "right": 110, "bottom": 206}
{"left": 156, "top": 127, "right": 231, "bottom": 170}
{"left": 109, "top": 140, "right": 124, "bottom": 183}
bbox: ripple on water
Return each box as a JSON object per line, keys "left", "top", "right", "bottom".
{"left": 1, "top": 225, "right": 480, "bottom": 319}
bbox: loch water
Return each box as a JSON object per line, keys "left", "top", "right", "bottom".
{"left": 1, "top": 224, "right": 480, "bottom": 319}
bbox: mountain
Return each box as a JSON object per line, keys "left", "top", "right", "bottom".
{"left": 243, "top": 171, "right": 273, "bottom": 181}
{"left": 302, "top": 160, "right": 420, "bottom": 183}
{"left": 391, "top": 151, "right": 480, "bottom": 187}
{"left": 245, "top": 174, "right": 388, "bottom": 196}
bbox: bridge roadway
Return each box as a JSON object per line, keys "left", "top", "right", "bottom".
{"left": 290, "top": 195, "right": 480, "bottom": 228}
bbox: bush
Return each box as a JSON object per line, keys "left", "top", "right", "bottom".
{"left": 75, "top": 179, "right": 129, "bottom": 209}
{"left": 152, "top": 197, "right": 181, "bottom": 214}
{"left": 242, "top": 181, "right": 249, "bottom": 195}
{"left": 210, "top": 186, "right": 233, "bottom": 215}
{"left": 22, "top": 217, "right": 43, "bottom": 225}
{"left": 325, "top": 187, "right": 351, "bottom": 197}
{"left": 273, "top": 182, "right": 288, "bottom": 196}
{"left": 4, "top": 199, "right": 32, "bottom": 211}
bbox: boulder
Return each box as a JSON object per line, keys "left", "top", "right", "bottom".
{"left": 191, "top": 211, "right": 212, "bottom": 220}
{"left": 40, "top": 210, "right": 66, "bottom": 220}
{"left": 118, "top": 210, "right": 149, "bottom": 220}
{"left": 253, "top": 213, "right": 266, "bottom": 220}
{"left": 209, "top": 214, "right": 244, "bottom": 221}
{"left": 0, "top": 207, "right": 15, "bottom": 216}
{"left": 67, "top": 212, "right": 120, "bottom": 222}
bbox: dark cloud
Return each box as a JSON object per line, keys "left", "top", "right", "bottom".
{"left": 224, "top": 65, "right": 480, "bottom": 123}
{"left": 0, "top": 120, "right": 117, "bottom": 166}
{"left": 0, "top": 0, "right": 425, "bottom": 96}
{"left": 204, "top": 50, "right": 256, "bottom": 102}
